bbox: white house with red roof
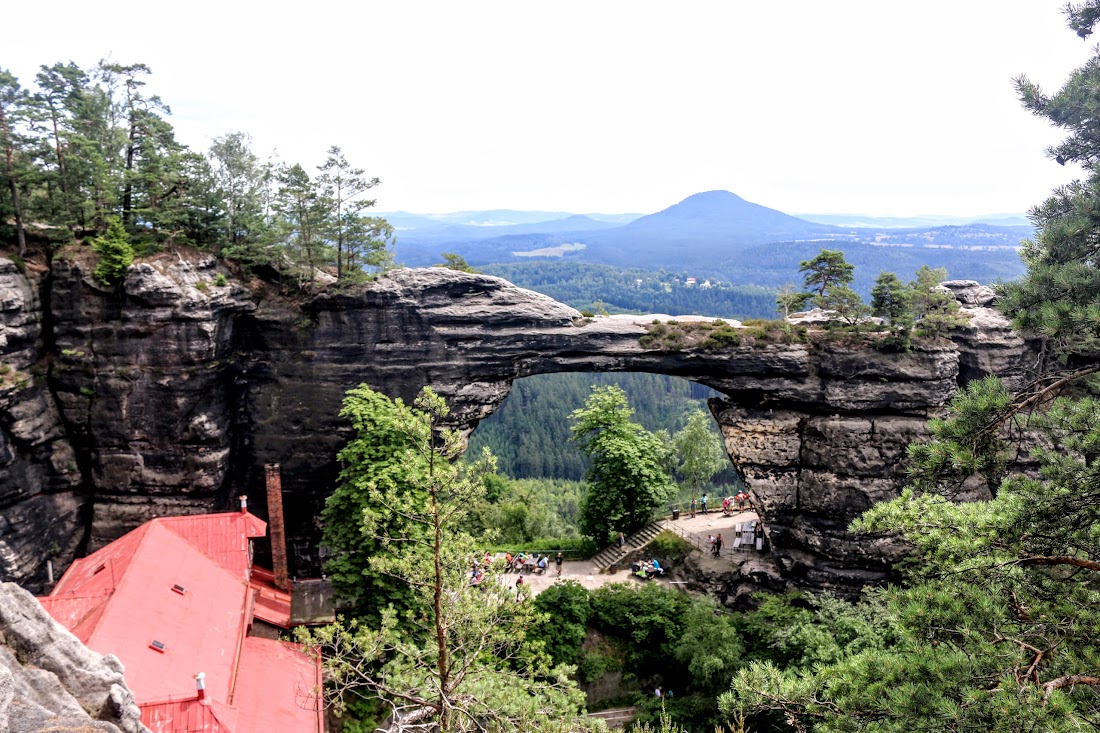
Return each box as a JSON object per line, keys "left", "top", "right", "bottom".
{"left": 39, "top": 499, "right": 324, "bottom": 733}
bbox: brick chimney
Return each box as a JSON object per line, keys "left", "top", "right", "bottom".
{"left": 265, "top": 464, "right": 290, "bottom": 591}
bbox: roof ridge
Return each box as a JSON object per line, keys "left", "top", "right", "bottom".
{"left": 83, "top": 519, "right": 162, "bottom": 647}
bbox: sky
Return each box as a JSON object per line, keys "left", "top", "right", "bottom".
{"left": 4, "top": 1, "right": 1095, "bottom": 217}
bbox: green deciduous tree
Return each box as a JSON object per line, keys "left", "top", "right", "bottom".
{"left": 304, "top": 386, "right": 591, "bottom": 732}
{"left": 321, "top": 385, "right": 426, "bottom": 618}
{"left": 871, "top": 271, "right": 915, "bottom": 350}
{"left": 673, "top": 409, "right": 728, "bottom": 496}
{"left": 571, "top": 385, "right": 675, "bottom": 544}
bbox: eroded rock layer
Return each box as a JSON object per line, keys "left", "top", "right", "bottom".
{"left": 0, "top": 254, "right": 1032, "bottom": 592}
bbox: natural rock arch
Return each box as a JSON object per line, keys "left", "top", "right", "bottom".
{"left": 1, "top": 258, "right": 1031, "bottom": 591}
{"left": 234, "top": 269, "right": 1029, "bottom": 589}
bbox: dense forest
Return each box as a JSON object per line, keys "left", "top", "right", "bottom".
{"left": 468, "top": 372, "right": 734, "bottom": 483}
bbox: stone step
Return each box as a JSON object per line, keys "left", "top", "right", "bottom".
{"left": 592, "top": 521, "right": 666, "bottom": 570}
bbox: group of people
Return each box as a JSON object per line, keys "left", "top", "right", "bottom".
{"left": 631, "top": 558, "right": 664, "bottom": 580}
{"left": 499, "top": 551, "right": 564, "bottom": 576}
{"left": 687, "top": 491, "right": 753, "bottom": 518}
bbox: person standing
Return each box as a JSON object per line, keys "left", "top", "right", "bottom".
{"left": 713, "top": 533, "right": 723, "bottom": 557}
{"left": 689, "top": 496, "right": 697, "bottom": 518}
{"left": 618, "top": 531, "right": 626, "bottom": 553}
{"left": 555, "top": 552, "right": 564, "bottom": 577}
{"left": 701, "top": 493, "right": 708, "bottom": 514}
{"left": 515, "top": 575, "right": 525, "bottom": 601}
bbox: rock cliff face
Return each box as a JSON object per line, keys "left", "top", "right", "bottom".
{"left": 0, "top": 252, "right": 1033, "bottom": 592}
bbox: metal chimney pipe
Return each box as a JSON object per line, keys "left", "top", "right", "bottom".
{"left": 265, "top": 464, "right": 291, "bottom": 591}
{"left": 195, "top": 672, "right": 206, "bottom": 701}
{"left": 239, "top": 495, "right": 248, "bottom": 513}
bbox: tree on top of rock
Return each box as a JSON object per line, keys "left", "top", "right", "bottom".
{"left": 799, "top": 248, "right": 854, "bottom": 300}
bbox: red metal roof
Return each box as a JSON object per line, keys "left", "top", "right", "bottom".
{"left": 141, "top": 696, "right": 236, "bottom": 732}
{"left": 234, "top": 637, "right": 324, "bottom": 733}
{"left": 159, "top": 511, "right": 267, "bottom": 581}
{"left": 41, "top": 509, "right": 319, "bottom": 733}
{"left": 248, "top": 567, "right": 292, "bottom": 629}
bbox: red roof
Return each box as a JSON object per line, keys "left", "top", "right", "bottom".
{"left": 41, "top": 510, "right": 320, "bottom": 733}
{"left": 249, "top": 567, "right": 292, "bottom": 629}
{"left": 234, "top": 637, "right": 323, "bottom": 732}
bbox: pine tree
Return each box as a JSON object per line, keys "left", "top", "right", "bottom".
{"left": 90, "top": 215, "right": 133, "bottom": 285}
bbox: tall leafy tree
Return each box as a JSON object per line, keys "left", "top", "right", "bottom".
{"left": 673, "top": 409, "right": 728, "bottom": 496}
{"left": 304, "top": 387, "right": 590, "bottom": 732}
{"left": 321, "top": 385, "right": 426, "bottom": 619}
{"left": 570, "top": 385, "right": 675, "bottom": 543}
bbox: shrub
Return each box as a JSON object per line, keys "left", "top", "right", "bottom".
{"left": 90, "top": 217, "right": 133, "bottom": 286}
{"left": 647, "top": 530, "right": 694, "bottom": 565}
{"left": 214, "top": 273, "right": 228, "bottom": 287}
{"left": 578, "top": 651, "right": 622, "bottom": 683}
{"left": 483, "top": 536, "right": 598, "bottom": 559}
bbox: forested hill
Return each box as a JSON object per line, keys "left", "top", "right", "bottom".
{"left": 467, "top": 372, "right": 735, "bottom": 484}
{"left": 481, "top": 262, "right": 779, "bottom": 319}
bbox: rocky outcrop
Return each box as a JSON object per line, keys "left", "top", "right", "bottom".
{"left": 0, "top": 582, "right": 147, "bottom": 732}
{"left": 47, "top": 250, "right": 254, "bottom": 550}
{"left": 0, "top": 255, "right": 1036, "bottom": 592}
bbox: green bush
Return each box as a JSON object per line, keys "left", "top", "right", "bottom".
{"left": 482, "top": 536, "right": 598, "bottom": 559}
{"left": 647, "top": 530, "right": 694, "bottom": 565}
{"left": 214, "top": 273, "right": 228, "bottom": 287}
{"left": 578, "top": 651, "right": 622, "bottom": 683}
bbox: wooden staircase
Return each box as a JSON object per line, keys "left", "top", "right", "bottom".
{"left": 591, "top": 520, "right": 665, "bottom": 572}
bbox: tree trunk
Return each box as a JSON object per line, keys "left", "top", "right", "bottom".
{"left": 0, "top": 105, "right": 27, "bottom": 256}
{"left": 122, "top": 109, "right": 136, "bottom": 226}
{"left": 47, "top": 104, "right": 74, "bottom": 226}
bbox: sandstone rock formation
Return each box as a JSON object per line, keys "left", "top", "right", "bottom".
{"left": 0, "top": 582, "right": 147, "bottom": 732}
{"left": 0, "top": 253, "right": 1033, "bottom": 593}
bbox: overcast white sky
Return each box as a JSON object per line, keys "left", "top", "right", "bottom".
{"left": 4, "top": 1, "right": 1094, "bottom": 217}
